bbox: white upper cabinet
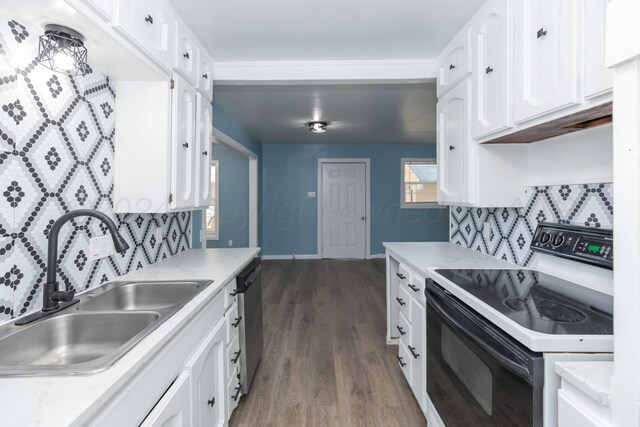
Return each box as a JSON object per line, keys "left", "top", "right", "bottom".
{"left": 583, "top": 0, "right": 612, "bottom": 100}
{"left": 437, "top": 28, "right": 472, "bottom": 97}
{"left": 195, "top": 93, "right": 212, "bottom": 208}
{"left": 437, "top": 79, "right": 471, "bottom": 205}
{"left": 514, "top": 0, "right": 579, "bottom": 123}
{"left": 471, "top": 0, "right": 513, "bottom": 138}
{"left": 114, "top": 0, "right": 173, "bottom": 70}
{"left": 197, "top": 47, "right": 214, "bottom": 101}
{"left": 171, "top": 75, "right": 197, "bottom": 210}
{"left": 173, "top": 18, "right": 198, "bottom": 85}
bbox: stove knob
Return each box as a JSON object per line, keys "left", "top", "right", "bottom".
{"left": 539, "top": 232, "right": 551, "bottom": 245}
{"left": 552, "top": 234, "right": 565, "bottom": 247}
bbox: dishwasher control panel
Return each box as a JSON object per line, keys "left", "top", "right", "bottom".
{"left": 531, "top": 223, "right": 613, "bottom": 269}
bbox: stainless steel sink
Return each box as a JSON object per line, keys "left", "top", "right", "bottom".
{"left": 0, "top": 280, "right": 212, "bottom": 376}
{"left": 78, "top": 281, "right": 203, "bottom": 311}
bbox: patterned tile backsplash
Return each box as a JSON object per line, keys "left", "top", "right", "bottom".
{"left": 450, "top": 183, "right": 613, "bottom": 266}
{"left": 0, "top": 17, "right": 191, "bottom": 321}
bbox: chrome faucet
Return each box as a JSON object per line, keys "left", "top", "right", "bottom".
{"left": 15, "top": 209, "right": 130, "bottom": 325}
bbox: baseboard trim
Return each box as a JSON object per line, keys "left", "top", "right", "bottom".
{"left": 369, "top": 254, "right": 386, "bottom": 259}
{"left": 262, "top": 254, "right": 320, "bottom": 260}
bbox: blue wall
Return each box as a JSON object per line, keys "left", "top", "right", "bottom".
{"left": 192, "top": 102, "right": 262, "bottom": 249}
{"left": 261, "top": 143, "right": 449, "bottom": 256}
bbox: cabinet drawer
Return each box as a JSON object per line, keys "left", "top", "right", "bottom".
{"left": 402, "top": 274, "right": 424, "bottom": 302}
{"left": 115, "top": 0, "right": 172, "bottom": 70}
{"left": 226, "top": 374, "right": 242, "bottom": 418}
{"left": 437, "top": 27, "right": 472, "bottom": 96}
{"left": 140, "top": 371, "right": 191, "bottom": 427}
{"left": 397, "top": 264, "right": 411, "bottom": 284}
{"left": 397, "top": 285, "right": 412, "bottom": 321}
{"left": 224, "top": 280, "right": 238, "bottom": 310}
{"left": 227, "top": 333, "right": 241, "bottom": 382}
{"left": 398, "top": 339, "right": 412, "bottom": 384}
{"left": 225, "top": 301, "right": 240, "bottom": 345}
{"left": 398, "top": 312, "right": 411, "bottom": 343}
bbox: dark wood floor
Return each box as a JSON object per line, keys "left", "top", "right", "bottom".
{"left": 229, "top": 259, "right": 427, "bottom": 427}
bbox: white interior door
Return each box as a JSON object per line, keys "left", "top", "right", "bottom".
{"left": 321, "top": 162, "right": 367, "bottom": 259}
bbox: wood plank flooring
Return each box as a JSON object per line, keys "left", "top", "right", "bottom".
{"left": 229, "top": 259, "right": 427, "bottom": 427}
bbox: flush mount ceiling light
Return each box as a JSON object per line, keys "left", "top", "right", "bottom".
{"left": 37, "top": 24, "right": 89, "bottom": 76}
{"left": 308, "top": 121, "right": 328, "bottom": 133}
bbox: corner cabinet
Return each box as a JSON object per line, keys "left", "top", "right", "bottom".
{"left": 437, "top": 80, "right": 471, "bottom": 205}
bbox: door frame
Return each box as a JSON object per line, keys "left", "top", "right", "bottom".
{"left": 317, "top": 158, "right": 371, "bottom": 259}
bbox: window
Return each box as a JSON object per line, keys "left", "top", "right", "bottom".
{"left": 401, "top": 158, "right": 438, "bottom": 208}
{"left": 205, "top": 160, "right": 219, "bottom": 239}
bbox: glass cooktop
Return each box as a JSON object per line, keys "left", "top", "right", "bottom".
{"left": 434, "top": 269, "right": 613, "bottom": 335}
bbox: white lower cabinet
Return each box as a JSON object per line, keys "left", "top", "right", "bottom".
{"left": 187, "top": 318, "right": 227, "bottom": 427}
{"left": 141, "top": 371, "right": 192, "bottom": 427}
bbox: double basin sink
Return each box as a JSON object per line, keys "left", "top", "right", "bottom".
{"left": 0, "top": 280, "right": 212, "bottom": 376}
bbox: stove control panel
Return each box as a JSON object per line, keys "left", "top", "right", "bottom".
{"left": 531, "top": 222, "right": 613, "bottom": 269}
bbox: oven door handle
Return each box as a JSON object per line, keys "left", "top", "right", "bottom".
{"left": 426, "top": 290, "right": 533, "bottom": 382}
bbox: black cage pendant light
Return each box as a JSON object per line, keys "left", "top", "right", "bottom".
{"left": 37, "top": 24, "right": 89, "bottom": 76}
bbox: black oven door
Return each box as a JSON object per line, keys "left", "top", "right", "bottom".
{"left": 425, "top": 279, "right": 544, "bottom": 427}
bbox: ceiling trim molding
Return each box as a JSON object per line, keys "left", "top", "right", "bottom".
{"left": 212, "top": 59, "right": 437, "bottom": 85}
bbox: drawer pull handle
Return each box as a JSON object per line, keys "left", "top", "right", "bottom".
{"left": 144, "top": 14, "right": 154, "bottom": 24}
{"left": 396, "top": 272, "right": 406, "bottom": 280}
{"left": 230, "top": 289, "right": 238, "bottom": 297}
{"left": 183, "top": 52, "right": 190, "bottom": 59}
{"left": 485, "top": 66, "right": 494, "bottom": 74}
{"left": 232, "top": 350, "right": 242, "bottom": 364}
{"left": 232, "top": 316, "right": 242, "bottom": 328}
{"left": 207, "top": 397, "right": 215, "bottom": 407}
{"left": 202, "top": 150, "right": 208, "bottom": 156}
{"left": 397, "top": 355, "right": 406, "bottom": 367}
{"left": 408, "top": 284, "right": 419, "bottom": 292}
{"left": 449, "top": 64, "right": 455, "bottom": 70}
{"left": 232, "top": 384, "right": 242, "bottom": 401}
{"left": 408, "top": 345, "right": 420, "bottom": 359}
{"left": 449, "top": 145, "right": 456, "bottom": 150}
{"left": 396, "top": 325, "right": 406, "bottom": 336}
{"left": 396, "top": 297, "right": 406, "bottom": 306}
{"left": 537, "top": 28, "right": 547, "bottom": 39}
{"left": 182, "top": 142, "right": 189, "bottom": 149}
{"left": 202, "top": 73, "right": 209, "bottom": 79}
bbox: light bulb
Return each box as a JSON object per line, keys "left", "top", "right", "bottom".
{"left": 52, "top": 52, "right": 75, "bottom": 71}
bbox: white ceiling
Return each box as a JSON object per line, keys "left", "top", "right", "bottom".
{"left": 171, "top": 0, "right": 484, "bottom": 62}
{"left": 213, "top": 83, "right": 436, "bottom": 144}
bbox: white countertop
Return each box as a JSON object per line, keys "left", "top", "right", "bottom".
{"left": 384, "top": 242, "right": 614, "bottom": 353}
{"left": 555, "top": 361, "right": 613, "bottom": 406}
{"left": 0, "top": 248, "right": 259, "bottom": 427}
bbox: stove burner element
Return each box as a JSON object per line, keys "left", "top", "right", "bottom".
{"left": 504, "top": 298, "right": 587, "bottom": 323}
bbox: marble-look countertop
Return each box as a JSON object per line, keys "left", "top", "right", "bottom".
{"left": 555, "top": 361, "right": 613, "bottom": 406}
{"left": 383, "top": 242, "right": 613, "bottom": 353}
{"left": 0, "top": 248, "right": 260, "bottom": 427}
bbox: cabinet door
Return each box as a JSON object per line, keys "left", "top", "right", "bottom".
{"left": 195, "top": 93, "right": 212, "bottom": 208}
{"left": 437, "top": 80, "right": 471, "bottom": 205}
{"left": 472, "top": 0, "right": 513, "bottom": 138}
{"left": 514, "top": 0, "right": 579, "bottom": 123}
{"left": 410, "top": 298, "right": 427, "bottom": 413}
{"left": 115, "top": 0, "right": 172, "bottom": 69}
{"left": 437, "top": 28, "right": 472, "bottom": 96}
{"left": 140, "top": 371, "right": 191, "bottom": 427}
{"left": 197, "top": 48, "right": 214, "bottom": 101}
{"left": 583, "top": 0, "right": 612, "bottom": 100}
{"left": 173, "top": 19, "right": 197, "bottom": 85}
{"left": 171, "top": 75, "right": 197, "bottom": 210}
{"left": 187, "top": 319, "right": 227, "bottom": 427}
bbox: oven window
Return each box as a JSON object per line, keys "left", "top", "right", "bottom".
{"left": 441, "top": 324, "right": 493, "bottom": 416}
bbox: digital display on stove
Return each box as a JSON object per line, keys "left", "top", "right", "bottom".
{"left": 588, "top": 244, "right": 602, "bottom": 253}
{"left": 434, "top": 269, "right": 614, "bottom": 335}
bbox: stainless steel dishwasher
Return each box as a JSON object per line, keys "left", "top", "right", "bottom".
{"left": 235, "top": 258, "right": 263, "bottom": 394}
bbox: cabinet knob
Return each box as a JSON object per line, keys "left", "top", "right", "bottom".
{"left": 395, "top": 297, "right": 406, "bottom": 306}
{"left": 449, "top": 64, "right": 455, "bottom": 70}
{"left": 232, "top": 316, "right": 242, "bottom": 328}
{"left": 207, "top": 397, "right": 215, "bottom": 407}
{"left": 396, "top": 325, "right": 406, "bottom": 336}
{"left": 182, "top": 142, "right": 189, "bottom": 149}
{"left": 202, "top": 150, "right": 208, "bottom": 156}
{"left": 449, "top": 145, "right": 456, "bottom": 150}
{"left": 232, "top": 350, "right": 242, "bottom": 364}
{"left": 202, "top": 73, "right": 208, "bottom": 79}
{"left": 408, "top": 345, "right": 420, "bottom": 359}
{"left": 485, "top": 66, "right": 494, "bottom": 74}
{"left": 397, "top": 355, "right": 406, "bottom": 367}
{"left": 396, "top": 272, "right": 406, "bottom": 280}
{"left": 232, "top": 384, "right": 242, "bottom": 401}
{"left": 183, "top": 52, "right": 190, "bottom": 59}
{"left": 537, "top": 28, "right": 548, "bottom": 39}
{"left": 144, "top": 14, "right": 154, "bottom": 24}
{"left": 408, "top": 283, "right": 419, "bottom": 292}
